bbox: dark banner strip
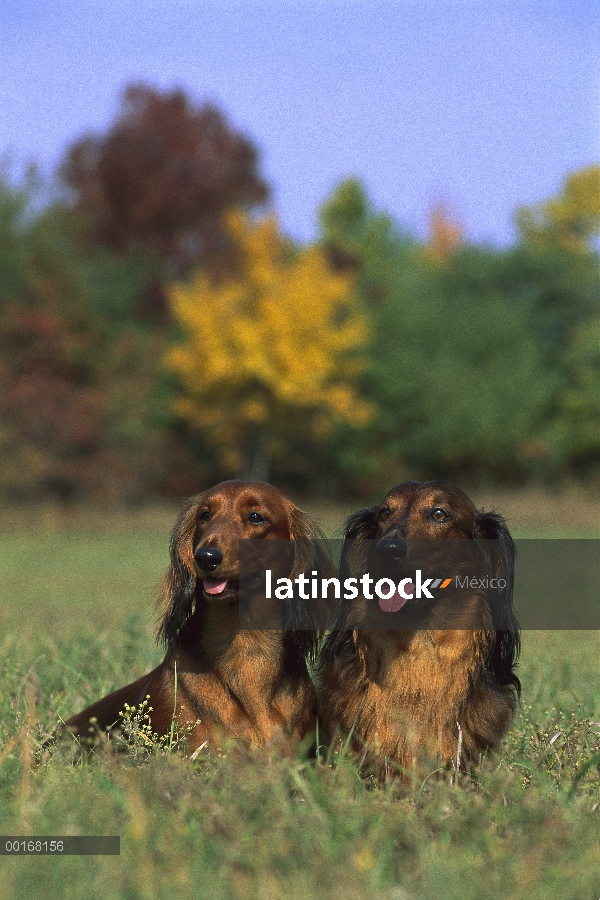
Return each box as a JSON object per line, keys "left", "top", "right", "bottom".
{"left": 234, "top": 539, "right": 599, "bottom": 630}
{"left": 0, "top": 837, "right": 120, "bottom": 855}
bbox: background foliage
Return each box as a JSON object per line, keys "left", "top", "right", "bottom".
{"left": 0, "top": 83, "right": 598, "bottom": 504}
{"left": 167, "top": 211, "right": 370, "bottom": 481}
{"left": 2, "top": 77, "right": 598, "bottom": 900}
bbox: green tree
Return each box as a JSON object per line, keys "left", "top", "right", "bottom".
{"left": 515, "top": 164, "right": 600, "bottom": 253}
{"left": 319, "top": 180, "right": 578, "bottom": 488}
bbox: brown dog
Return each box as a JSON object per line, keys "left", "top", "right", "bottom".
{"left": 65, "top": 480, "right": 333, "bottom": 753}
{"left": 317, "top": 481, "right": 520, "bottom": 776}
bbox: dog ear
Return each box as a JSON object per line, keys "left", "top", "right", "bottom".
{"left": 319, "top": 506, "right": 379, "bottom": 662}
{"left": 344, "top": 506, "right": 379, "bottom": 542}
{"left": 286, "top": 504, "right": 335, "bottom": 657}
{"left": 287, "top": 506, "right": 330, "bottom": 577}
{"left": 156, "top": 498, "right": 199, "bottom": 648}
{"left": 474, "top": 511, "right": 521, "bottom": 694}
{"left": 339, "top": 506, "right": 378, "bottom": 582}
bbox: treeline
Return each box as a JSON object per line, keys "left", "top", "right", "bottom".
{"left": 0, "top": 84, "right": 598, "bottom": 505}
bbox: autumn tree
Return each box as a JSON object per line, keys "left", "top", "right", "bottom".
{"left": 0, "top": 173, "right": 186, "bottom": 505}
{"left": 60, "top": 83, "right": 269, "bottom": 277}
{"left": 166, "top": 212, "right": 371, "bottom": 481}
{"left": 425, "top": 202, "right": 464, "bottom": 261}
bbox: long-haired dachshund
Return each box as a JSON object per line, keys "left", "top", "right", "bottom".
{"left": 65, "top": 480, "right": 333, "bottom": 753}
{"left": 317, "top": 481, "right": 520, "bottom": 776}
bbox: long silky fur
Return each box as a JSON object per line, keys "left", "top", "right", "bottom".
{"left": 318, "top": 486, "right": 521, "bottom": 774}
{"left": 286, "top": 506, "right": 335, "bottom": 664}
{"left": 473, "top": 510, "right": 521, "bottom": 694}
{"left": 156, "top": 498, "right": 199, "bottom": 649}
{"left": 321, "top": 506, "right": 374, "bottom": 665}
{"left": 62, "top": 483, "right": 332, "bottom": 752}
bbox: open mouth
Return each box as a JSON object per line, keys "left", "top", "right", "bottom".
{"left": 202, "top": 578, "right": 239, "bottom": 599}
{"left": 378, "top": 583, "right": 413, "bottom": 613}
{"left": 371, "top": 563, "right": 414, "bottom": 614}
{"left": 201, "top": 571, "right": 265, "bottom": 600}
{"left": 371, "top": 570, "right": 432, "bottom": 614}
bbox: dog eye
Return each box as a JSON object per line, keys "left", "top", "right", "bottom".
{"left": 431, "top": 507, "right": 449, "bottom": 522}
{"left": 248, "top": 511, "right": 265, "bottom": 524}
{"left": 197, "top": 510, "right": 211, "bottom": 522}
{"left": 379, "top": 508, "right": 391, "bottom": 520}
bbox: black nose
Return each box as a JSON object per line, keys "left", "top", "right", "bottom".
{"left": 194, "top": 546, "right": 224, "bottom": 572}
{"left": 375, "top": 538, "right": 408, "bottom": 564}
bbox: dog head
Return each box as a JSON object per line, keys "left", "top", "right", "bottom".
{"left": 339, "top": 480, "right": 520, "bottom": 690}
{"left": 157, "top": 480, "right": 332, "bottom": 656}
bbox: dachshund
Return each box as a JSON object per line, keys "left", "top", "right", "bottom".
{"left": 64, "top": 480, "right": 333, "bottom": 754}
{"left": 317, "top": 481, "right": 520, "bottom": 777}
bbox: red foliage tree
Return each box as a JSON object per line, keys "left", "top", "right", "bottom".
{"left": 60, "top": 84, "right": 269, "bottom": 274}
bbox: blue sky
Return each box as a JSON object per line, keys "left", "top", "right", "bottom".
{"left": 1, "top": 0, "right": 598, "bottom": 245}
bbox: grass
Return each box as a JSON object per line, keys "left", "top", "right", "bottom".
{"left": 0, "top": 493, "right": 598, "bottom": 899}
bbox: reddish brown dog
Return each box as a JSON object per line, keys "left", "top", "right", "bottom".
{"left": 65, "top": 481, "right": 332, "bottom": 753}
{"left": 317, "top": 481, "right": 520, "bottom": 776}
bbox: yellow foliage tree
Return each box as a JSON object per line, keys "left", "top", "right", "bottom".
{"left": 166, "top": 212, "right": 371, "bottom": 479}
{"left": 515, "top": 164, "right": 600, "bottom": 253}
{"left": 425, "top": 202, "right": 464, "bottom": 262}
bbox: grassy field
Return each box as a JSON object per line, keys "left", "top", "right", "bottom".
{"left": 0, "top": 491, "right": 598, "bottom": 899}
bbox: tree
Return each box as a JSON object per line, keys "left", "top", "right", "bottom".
{"left": 319, "top": 179, "right": 562, "bottom": 487}
{"left": 546, "top": 314, "right": 600, "bottom": 468}
{"left": 60, "top": 83, "right": 269, "bottom": 276}
{"left": 0, "top": 173, "right": 183, "bottom": 504}
{"left": 515, "top": 164, "right": 600, "bottom": 253}
{"left": 166, "top": 212, "right": 371, "bottom": 480}
{"left": 425, "top": 202, "right": 464, "bottom": 262}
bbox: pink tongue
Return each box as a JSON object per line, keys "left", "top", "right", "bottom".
{"left": 203, "top": 579, "right": 228, "bottom": 595}
{"left": 378, "top": 583, "right": 413, "bottom": 613}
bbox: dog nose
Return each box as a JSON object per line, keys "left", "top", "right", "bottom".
{"left": 375, "top": 538, "right": 408, "bottom": 563}
{"left": 194, "top": 546, "right": 224, "bottom": 572}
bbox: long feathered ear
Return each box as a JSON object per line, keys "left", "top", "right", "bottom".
{"left": 339, "top": 506, "right": 378, "bottom": 582}
{"left": 474, "top": 511, "right": 521, "bottom": 694}
{"left": 320, "top": 506, "right": 378, "bottom": 662}
{"left": 156, "top": 498, "right": 199, "bottom": 648}
{"left": 285, "top": 505, "right": 335, "bottom": 659}
{"left": 287, "top": 506, "right": 330, "bottom": 576}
